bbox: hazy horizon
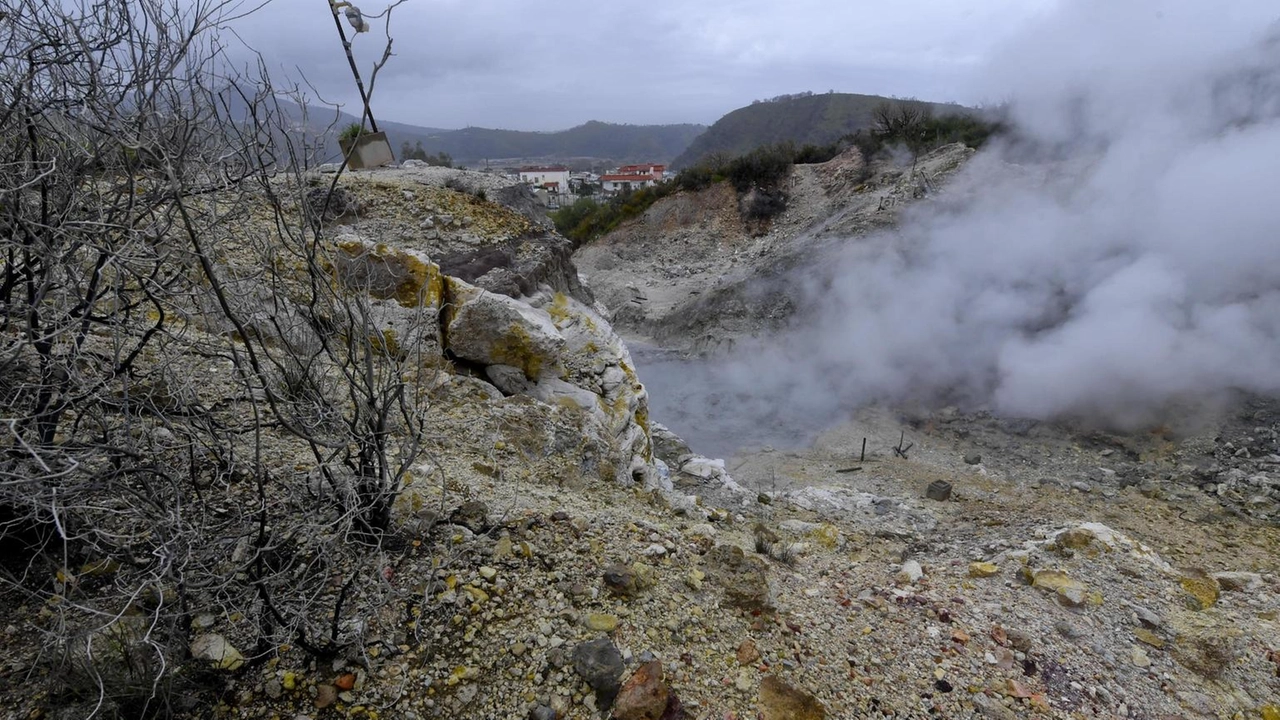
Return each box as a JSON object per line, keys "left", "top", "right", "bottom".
{"left": 325, "top": 90, "right": 981, "bottom": 135}
{"left": 217, "top": 0, "right": 1053, "bottom": 131}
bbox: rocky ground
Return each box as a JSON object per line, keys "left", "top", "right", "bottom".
{"left": 3, "top": 162, "right": 1278, "bottom": 720}
{"left": 13, "top": 399, "right": 1275, "bottom": 720}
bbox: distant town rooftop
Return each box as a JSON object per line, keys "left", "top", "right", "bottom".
{"left": 601, "top": 173, "right": 659, "bottom": 182}
{"left": 616, "top": 164, "right": 665, "bottom": 173}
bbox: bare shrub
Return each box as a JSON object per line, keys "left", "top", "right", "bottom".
{"left": 0, "top": 0, "right": 436, "bottom": 716}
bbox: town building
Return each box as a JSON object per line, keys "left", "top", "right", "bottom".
{"left": 600, "top": 163, "right": 666, "bottom": 193}
{"left": 568, "top": 171, "right": 600, "bottom": 194}
{"left": 518, "top": 165, "right": 570, "bottom": 193}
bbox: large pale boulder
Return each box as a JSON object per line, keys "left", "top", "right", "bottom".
{"left": 445, "top": 280, "right": 566, "bottom": 379}
{"left": 486, "top": 365, "right": 601, "bottom": 419}
{"left": 362, "top": 298, "right": 444, "bottom": 360}
{"left": 448, "top": 284, "right": 654, "bottom": 482}
{"left": 681, "top": 456, "right": 727, "bottom": 480}
{"left": 484, "top": 364, "right": 535, "bottom": 395}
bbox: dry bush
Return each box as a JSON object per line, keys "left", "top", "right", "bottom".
{"left": 0, "top": 1, "right": 435, "bottom": 716}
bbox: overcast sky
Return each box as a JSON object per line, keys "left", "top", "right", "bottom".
{"left": 220, "top": 0, "right": 1057, "bottom": 131}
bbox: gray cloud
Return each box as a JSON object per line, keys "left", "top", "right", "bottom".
{"left": 642, "top": 0, "right": 1280, "bottom": 455}
{"left": 217, "top": 0, "right": 1052, "bottom": 129}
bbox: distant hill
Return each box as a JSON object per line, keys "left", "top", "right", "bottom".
{"left": 269, "top": 99, "right": 705, "bottom": 167}
{"left": 401, "top": 121, "right": 707, "bottom": 166}
{"left": 671, "top": 92, "right": 973, "bottom": 169}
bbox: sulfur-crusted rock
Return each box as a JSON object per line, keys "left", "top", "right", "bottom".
{"left": 1179, "top": 571, "right": 1220, "bottom": 610}
{"left": 445, "top": 284, "right": 654, "bottom": 483}
{"left": 704, "top": 543, "right": 774, "bottom": 611}
{"left": 332, "top": 236, "right": 445, "bottom": 309}
{"left": 535, "top": 291, "right": 653, "bottom": 471}
{"left": 759, "top": 675, "right": 826, "bottom": 720}
{"left": 1171, "top": 623, "right": 1242, "bottom": 679}
{"left": 329, "top": 236, "right": 446, "bottom": 357}
{"left": 584, "top": 613, "right": 619, "bottom": 633}
{"left": 630, "top": 562, "right": 659, "bottom": 591}
{"left": 1134, "top": 628, "right": 1165, "bottom": 649}
{"left": 323, "top": 238, "right": 662, "bottom": 523}
{"left": 969, "top": 561, "right": 999, "bottom": 578}
{"left": 191, "top": 633, "right": 245, "bottom": 671}
{"left": 1030, "top": 570, "right": 1101, "bottom": 607}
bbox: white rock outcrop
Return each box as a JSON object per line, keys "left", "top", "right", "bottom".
{"left": 328, "top": 237, "right": 658, "bottom": 494}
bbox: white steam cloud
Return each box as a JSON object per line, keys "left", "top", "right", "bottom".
{"left": 643, "top": 1, "right": 1280, "bottom": 455}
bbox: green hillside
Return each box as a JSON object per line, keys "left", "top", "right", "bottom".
{"left": 671, "top": 92, "right": 971, "bottom": 169}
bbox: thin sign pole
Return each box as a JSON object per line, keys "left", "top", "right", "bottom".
{"left": 327, "top": 1, "right": 379, "bottom": 133}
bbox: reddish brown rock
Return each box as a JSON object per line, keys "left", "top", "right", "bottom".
{"left": 613, "top": 661, "right": 669, "bottom": 720}
{"left": 334, "top": 672, "right": 356, "bottom": 691}
{"left": 736, "top": 639, "right": 761, "bottom": 666}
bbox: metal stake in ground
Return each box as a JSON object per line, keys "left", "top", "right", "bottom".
{"left": 893, "top": 431, "right": 913, "bottom": 459}
{"left": 327, "top": 1, "right": 379, "bottom": 133}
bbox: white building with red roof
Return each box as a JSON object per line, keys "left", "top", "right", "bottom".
{"left": 600, "top": 163, "right": 666, "bottom": 193}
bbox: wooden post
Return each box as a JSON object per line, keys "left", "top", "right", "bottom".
{"left": 860, "top": 438, "right": 866, "bottom": 462}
